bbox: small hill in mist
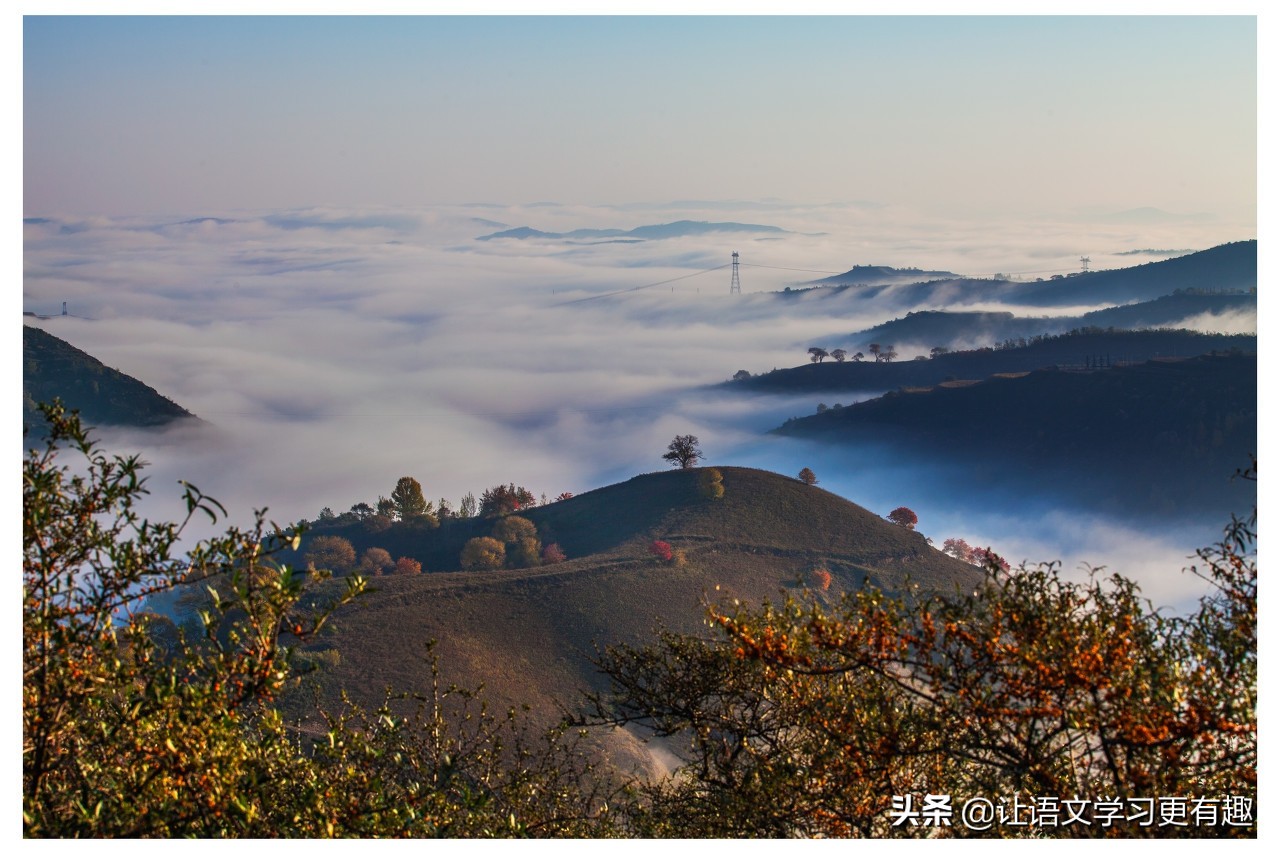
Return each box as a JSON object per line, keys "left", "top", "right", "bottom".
{"left": 730, "top": 328, "right": 1254, "bottom": 395}
{"left": 778, "top": 241, "right": 1256, "bottom": 312}
{"left": 774, "top": 352, "right": 1256, "bottom": 520}
{"left": 1008, "top": 240, "right": 1256, "bottom": 307}
{"left": 804, "top": 264, "right": 957, "bottom": 287}
{"left": 476, "top": 219, "right": 787, "bottom": 241}
{"left": 285, "top": 466, "right": 979, "bottom": 759}
{"left": 23, "top": 325, "right": 196, "bottom": 434}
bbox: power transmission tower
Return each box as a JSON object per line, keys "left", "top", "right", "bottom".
{"left": 730, "top": 252, "right": 741, "bottom": 294}
{"left": 1080, "top": 256, "right": 1091, "bottom": 273}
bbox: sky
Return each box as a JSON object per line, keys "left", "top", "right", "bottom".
{"left": 15, "top": 9, "right": 1264, "bottom": 613}
{"left": 22, "top": 14, "right": 1257, "bottom": 220}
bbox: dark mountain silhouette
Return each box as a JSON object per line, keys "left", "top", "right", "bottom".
{"left": 476, "top": 220, "right": 788, "bottom": 241}
{"left": 835, "top": 292, "right": 1255, "bottom": 353}
{"left": 1080, "top": 291, "right": 1255, "bottom": 328}
{"left": 773, "top": 352, "right": 1256, "bottom": 520}
{"left": 731, "top": 329, "right": 1255, "bottom": 395}
{"left": 285, "top": 466, "right": 980, "bottom": 752}
{"left": 23, "top": 325, "right": 196, "bottom": 434}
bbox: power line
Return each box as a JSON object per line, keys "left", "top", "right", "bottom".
{"left": 740, "top": 262, "right": 847, "bottom": 275}
{"left": 550, "top": 263, "right": 729, "bottom": 307}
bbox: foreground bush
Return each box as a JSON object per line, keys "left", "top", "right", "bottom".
{"left": 22, "top": 404, "right": 615, "bottom": 838}
{"left": 592, "top": 476, "right": 1256, "bottom": 838}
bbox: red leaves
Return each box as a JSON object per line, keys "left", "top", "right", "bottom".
{"left": 886, "top": 507, "right": 918, "bottom": 530}
{"left": 648, "top": 540, "right": 673, "bottom": 562}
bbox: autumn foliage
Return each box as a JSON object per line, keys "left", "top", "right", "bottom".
{"left": 886, "top": 506, "right": 918, "bottom": 529}
{"left": 460, "top": 536, "right": 506, "bottom": 570}
{"left": 942, "top": 537, "right": 1012, "bottom": 571}
{"left": 593, "top": 487, "right": 1257, "bottom": 837}
{"left": 648, "top": 540, "right": 674, "bottom": 562}
{"left": 393, "top": 557, "right": 423, "bottom": 575}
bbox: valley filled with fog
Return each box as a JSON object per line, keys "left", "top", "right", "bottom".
{"left": 23, "top": 201, "right": 1256, "bottom": 611}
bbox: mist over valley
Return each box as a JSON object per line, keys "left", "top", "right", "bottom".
{"left": 23, "top": 206, "right": 1256, "bottom": 614}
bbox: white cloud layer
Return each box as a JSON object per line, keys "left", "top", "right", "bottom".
{"left": 22, "top": 202, "right": 1255, "bottom": 609}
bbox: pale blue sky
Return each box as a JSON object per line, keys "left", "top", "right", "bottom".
{"left": 23, "top": 15, "right": 1257, "bottom": 218}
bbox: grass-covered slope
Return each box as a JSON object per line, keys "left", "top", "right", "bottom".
{"left": 24, "top": 325, "right": 196, "bottom": 432}
{"left": 290, "top": 467, "right": 980, "bottom": 743}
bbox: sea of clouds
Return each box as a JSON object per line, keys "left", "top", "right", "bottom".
{"left": 22, "top": 201, "right": 1256, "bottom": 610}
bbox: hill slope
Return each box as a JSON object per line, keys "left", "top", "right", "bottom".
{"left": 23, "top": 325, "right": 196, "bottom": 433}
{"left": 730, "top": 328, "right": 1255, "bottom": 395}
{"left": 287, "top": 467, "right": 980, "bottom": 760}
{"left": 835, "top": 292, "right": 1255, "bottom": 354}
{"left": 774, "top": 353, "right": 1256, "bottom": 519}
{"left": 778, "top": 241, "right": 1256, "bottom": 312}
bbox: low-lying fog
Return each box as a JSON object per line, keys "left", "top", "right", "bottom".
{"left": 23, "top": 202, "right": 1256, "bottom": 612}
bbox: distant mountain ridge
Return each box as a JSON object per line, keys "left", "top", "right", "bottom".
{"left": 23, "top": 325, "right": 196, "bottom": 434}
{"left": 729, "top": 328, "right": 1255, "bottom": 395}
{"left": 837, "top": 292, "right": 1256, "bottom": 353}
{"left": 476, "top": 219, "right": 788, "bottom": 241}
{"left": 773, "top": 352, "right": 1256, "bottom": 520}
{"left": 777, "top": 241, "right": 1256, "bottom": 310}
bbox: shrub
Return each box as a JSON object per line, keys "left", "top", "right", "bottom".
{"left": 699, "top": 468, "right": 724, "bottom": 500}
{"left": 648, "top": 540, "right": 674, "bottom": 562}
{"left": 393, "top": 557, "right": 423, "bottom": 575}
{"left": 22, "top": 404, "right": 617, "bottom": 838}
{"left": 492, "top": 515, "right": 538, "bottom": 544}
{"left": 22, "top": 403, "right": 368, "bottom": 837}
{"left": 541, "top": 543, "right": 567, "bottom": 564}
{"left": 592, "top": 496, "right": 1257, "bottom": 838}
{"left": 305, "top": 535, "right": 357, "bottom": 574}
{"left": 811, "top": 567, "right": 832, "bottom": 591}
{"left": 460, "top": 537, "right": 506, "bottom": 570}
{"left": 358, "top": 547, "right": 394, "bottom": 576}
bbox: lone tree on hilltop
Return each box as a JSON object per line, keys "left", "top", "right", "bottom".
{"left": 798, "top": 467, "right": 818, "bottom": 486}
{"left": 663, "top": 435, "right": 704, "bottom": 469}
{"left": 391, "top": 477, "right": 430, "bottom": 520}
{"left": 887, "top": 506, "right": 918, "bottom": 530}
{"left": 831, "top": 349, "right": 847, "bottom": 363}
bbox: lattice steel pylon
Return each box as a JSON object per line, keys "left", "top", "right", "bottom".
{"left": 730, "top": 251, "right": 741, "bottom": 294}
